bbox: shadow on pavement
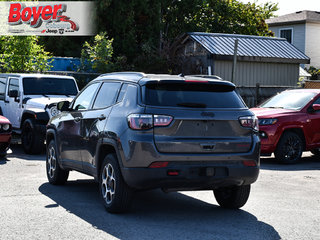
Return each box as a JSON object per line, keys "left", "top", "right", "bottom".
{"left": 7, "top": 144, "right": 46, "bottom": 161}
{"left": 260, "top": 154, "right": 320, "bottom": 171}
{"left": 0, "top": 157, "right": 9, "bottom": 165}
{"left": 39, "top": 180, "right": 281, "bottom": 240}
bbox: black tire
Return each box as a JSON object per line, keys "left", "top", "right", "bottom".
{"left": 46, "top": 140, "right": 69, "bottom": 185}
{"left": 21, "top": 119, "right": 44, "bottom": 154}
{"left": 274, "top": 131, "right": 303, "bottom": 164}
{"left": 214, "top": 185, "right": 251, "bottom": 209}
{"left": 311, "top": 148, "right": 320, "bottom": 156}
{"left": 99, "top": 153, "right": 133, "bottom": 213}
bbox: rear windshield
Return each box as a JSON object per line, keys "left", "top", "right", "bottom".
{"left": 142, "top": 82, "right": 246, "bottom": 108}
{"left": 23, "top": 77, "right": 78, "bottom": 95}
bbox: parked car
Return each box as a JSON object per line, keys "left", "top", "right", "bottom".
{"left": 0, "top": 115, "right": 11, "bottom": 157}
{"left": 46, "top": 72, "right": 260, "bottom": 213}
{"left": 0, "top": 74, "right": 79, "bottom": 154}
{"left": 251, "top": 89, "right": 320, "bottom": 164}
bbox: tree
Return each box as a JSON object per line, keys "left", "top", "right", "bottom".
{"left": 79, "top": 32, "right": 114, "bottom": 73}
{"left": 0, "top": 36, "right": 52, "bottom": 73}
{"left": 94, "top": 0, "right": 278, "bottom": 73}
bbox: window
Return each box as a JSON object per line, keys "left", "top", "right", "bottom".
{"left": 117, "top": 83, "right": 128, "bottom": 103}
{"left": 72, "top": 83, "right": 100, "bottom": 111}
{"left": 0, "top": 77, "right": 7, "bottom": 100}
{"left": 280, "top": 29, "right": 293, "bottom": 44}
{"left": 23, "top": 77, "right": 78, "bottom": 95}
{"left": 260, "top": 91, "right": 317, "bottom": 110}
{"left": 93, "top": 82, "right": 121, "bottom": 109}
{"left": 142, "top": 82, "right": 245, "bottom": 108}
{"left": 8, "top": 78, "right": 19, "bottom": 94}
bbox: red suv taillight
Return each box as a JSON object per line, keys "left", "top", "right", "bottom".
{"left": 128, "top": 114, "right": 173, "bottom": 130}
{"left": 239, "top": 116, "right": 259, "bottom": 131}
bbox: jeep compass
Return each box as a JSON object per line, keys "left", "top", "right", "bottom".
{"left": 46, "top": 72, "right": 260, "bottom": 213}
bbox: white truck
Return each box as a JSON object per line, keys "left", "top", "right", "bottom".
{"left": 0, "top": 73, "right": 79, "bottom": 154}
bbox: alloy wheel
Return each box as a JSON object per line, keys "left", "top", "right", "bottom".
{"left": 47, "top": 146, "right": 57, "bottom": 178}
{"left": 101, "top": 163, "right": 116, "bottom": 205}
{"left": 283, "top": 135, "right": 301, "bottom": 161}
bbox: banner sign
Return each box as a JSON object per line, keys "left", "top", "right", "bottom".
{"left": 0, "top": 1, "right": 96, "bottom": 36}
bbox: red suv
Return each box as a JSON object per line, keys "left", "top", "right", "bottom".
{"left": 251, "top": 89, "right": 320, "bottom": 164}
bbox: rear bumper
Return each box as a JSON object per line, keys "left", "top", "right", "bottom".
{"left": 122, "top": 161, "right": 259, "bottom": 190}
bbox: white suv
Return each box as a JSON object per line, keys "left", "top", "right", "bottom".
{"left": 0, "top": 73, "right": 79, "bottom": 154}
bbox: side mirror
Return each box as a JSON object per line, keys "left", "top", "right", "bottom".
{"left": 312, "top": 104, "right": 320, "bottom": 111}
{"left": 57, "top": 101, "right": 70, "bottom": 112}
{"left": 9, "top": 90, "right": 19, "bottom": 102}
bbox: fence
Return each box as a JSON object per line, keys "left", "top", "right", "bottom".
{"left": 237, "top": 84, "right": 297, "bottom": 108}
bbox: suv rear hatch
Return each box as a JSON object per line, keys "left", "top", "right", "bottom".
{"left": 142, "top": 79, "right": 256, "bottom": 154}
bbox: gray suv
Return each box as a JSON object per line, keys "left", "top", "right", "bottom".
{"left": 46, "top": 72, "right": 260, "bottom": 213}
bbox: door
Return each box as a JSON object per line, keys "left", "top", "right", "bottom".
{"left": 307, "top": 97, "right": 320, "bottom": 146}
{"left": 81, "top": 81, "right": 122, "bottom": 174}
{"left": 57, "top": 82, "right": 101, "bottom": 170}
{"left": 6, "top": 77, "right": 22, "bottom": 129}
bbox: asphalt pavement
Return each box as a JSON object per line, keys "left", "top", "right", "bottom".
{"left": 0, "top": 145, "right": 319, "bottom": 240}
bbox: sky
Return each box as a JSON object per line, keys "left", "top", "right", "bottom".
{"left": 240, "top": 0, "right": 320, "bottom": 16}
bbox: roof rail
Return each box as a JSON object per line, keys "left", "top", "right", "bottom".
{"left": 99, "top": 72, "right": 146, "bottom": 78}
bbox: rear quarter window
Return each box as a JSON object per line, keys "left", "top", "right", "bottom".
{"left": 142, "top": 82, "right": 246, "bottom": 108}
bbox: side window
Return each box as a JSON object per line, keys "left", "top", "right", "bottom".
{"left": 116, "top": 83, "right": 128, "bottom": 103}
{"left": 8, "top": 78, "right": 19, "bottom": 94}
{"left": 93, "top": 82, "right": 121, "bottom": 109}
{"left": 72, "top": 82, "right": 100, "bottom": 111}
{"left": 0, "top": 77, "right": 7, "bottom": 100}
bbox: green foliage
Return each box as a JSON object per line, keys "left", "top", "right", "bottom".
{"left": 80, "top": 32, "right": 114, "bottom": 73}
{"left": 161, "top": 0, "right": 278, "bottom": 41}
{"left": 306, "top": 66, "right": 320, "bottom": 80}
{"left": 94, "top": 0, "right": 278, "bottom": 73}
{"left": 0, "top": 36, "right": 52, "bottom": 73}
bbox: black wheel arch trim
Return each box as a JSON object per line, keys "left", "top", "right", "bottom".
{"left": 95, "top": 138, "right": 124, "bottom": 180}
{"left": 46, "top": 128, "right": 65, "bottom": 170}
{"left": 21, "top": 110, "right": 49, "bottom": 127}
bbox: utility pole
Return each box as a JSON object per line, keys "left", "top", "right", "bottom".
{"left": 231, "top": 39, "right": 239, "bottom": 83}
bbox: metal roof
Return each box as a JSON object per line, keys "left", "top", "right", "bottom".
{"left": 187, "top": 32, "right": 310, "bottom": 64}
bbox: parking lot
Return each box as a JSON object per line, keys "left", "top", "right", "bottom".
{"left": 0, "top": 144, "right": 319, "bottom": 240}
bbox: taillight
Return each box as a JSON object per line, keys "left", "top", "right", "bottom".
{"left": 154, "top": 115, "right": 173, "bottom": 126}
{"left": 239, "top": 116, "right": 259, "bottom": 131}
{"left": 128, "top": 114, "right": 173, "bottom": 130}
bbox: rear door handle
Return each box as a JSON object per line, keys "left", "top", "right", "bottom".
{"left": 98, "top": 114, "right": 106, "bottom": 121}
{"left": 74, "top": 117, "right": 81, "bottom": 122}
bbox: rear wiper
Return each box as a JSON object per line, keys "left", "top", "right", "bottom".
{"left": 177, "top": 102, "right": 207, "bottom": 108}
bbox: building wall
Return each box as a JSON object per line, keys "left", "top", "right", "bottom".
{"left": 213, "top": 60, "right": 299, "bottom": 87}
{"left": 268, "top": 24, "right": 306, "bottom": 53}
{"left": 305, "top": 22, "right": 320, "bottom": 68}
